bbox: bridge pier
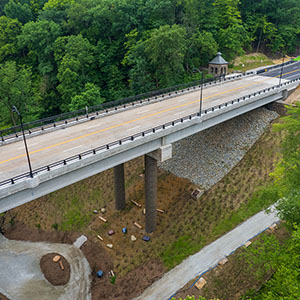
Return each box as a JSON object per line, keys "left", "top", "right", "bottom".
{"left": 144, "top": 144, "right": 172, "bottom": 232}
{"left": 114, "top": 163, "right": 126, "bottom": 210}
{"left": 144, "top": 155, "right": 157, "bottom": 233}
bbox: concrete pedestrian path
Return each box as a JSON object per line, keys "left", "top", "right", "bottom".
{"left": 133, "top": 208, "right": 279, "bottom": 300}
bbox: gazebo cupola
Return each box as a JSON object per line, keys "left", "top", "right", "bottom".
{"left": 208, "top": 52, "right": 228, "bottom": 77}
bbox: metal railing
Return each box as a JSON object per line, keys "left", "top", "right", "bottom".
{"left": 1, "top": 77, "right": 299, "bottom": 189}
{"left": 256, "top": 60, "right": 296, "bottom": 74}
{"left": 0, "top": 73, "right": 247, "bottom": 143}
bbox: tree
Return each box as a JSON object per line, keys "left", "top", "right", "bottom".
{"left": 0, "top": 61, "right": 39, "bottom": 128}
{"left": 0, "top": 0, "right": 9, "bottom": 16}
{"left": 4, "top": 0, "right": 33, "bottom": 24}
{"left": 54, "top": 34, "right": 96, "bottom": 111}
{"left": 18, "top": 19, "right": 62, "bottom": 75}
{"left": 272, "top": 103, "right": 300, "bottom": 194}
{"left": 244, "top": 226, "right": 300, "bottom": 300}
{"left": 240, "top": 0, "right": 300, "bottom": 54}
{"left": 69, "top": 83, "right": 105, "bottom": 111}
{"left": 178, "top": 0, "right": 219, "bottom": 33}
{"left": 269, "top": 103, "right": 300, "bottom": 225}
{"left": 213, "top": 0, "right": 242, "bottom": 29}
{"left": 0, "top": 16, "right": 22, "bottom": 62}
{"left": 185, "top": 31, "right": 218, "bottom": 72}
{"left": 216, "top": 24, "right": 249, "bottom": 61}
{"left": 125, "top": 25, "right": 187, "bottom": 90}
{"left": 43, "top": 0, "right": 74, "bottom": 10}
{"left": 276, "top": 192, "right": 300, "bottom": 226}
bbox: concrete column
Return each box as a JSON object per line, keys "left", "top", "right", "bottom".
{"left": 114, "top": 164, "right": 126, "bottom": 210}
{"left": 144, "top": 154, "right": 157, "bottom": 233}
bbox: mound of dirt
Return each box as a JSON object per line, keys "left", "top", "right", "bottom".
{"left": 40, "top": 253, "right": 70, "bottom": 286}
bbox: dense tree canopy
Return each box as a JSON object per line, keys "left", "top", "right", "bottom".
{"left": 0, "top": 0, "right": 299, "bottom": 128}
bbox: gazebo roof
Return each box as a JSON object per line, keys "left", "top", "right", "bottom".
{"left": 209, "top": 52, "right": 228, "bottom": 65}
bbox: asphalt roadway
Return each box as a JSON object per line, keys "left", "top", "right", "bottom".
{"left": 1, "top": 62, "right": 300, "bottom": 182}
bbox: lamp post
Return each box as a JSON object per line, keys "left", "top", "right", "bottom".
{"left": 193, "top": 68, "right": 204, "bottom": 117}
{"left": 279, "top": 55, "right": 285, "bottom": 87}
{"left": 12, "top": 105, "right": 33, "bottom": 178}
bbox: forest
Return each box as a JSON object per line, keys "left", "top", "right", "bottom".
{"left": 0, "top": 0, "right": 300, "bottom": 129}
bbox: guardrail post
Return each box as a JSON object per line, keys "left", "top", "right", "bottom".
{"left": 114, "top": 163, "right": 126, "bottom": 210}
{"left": 144, "top": 154, "right": 157, "bottom": 233}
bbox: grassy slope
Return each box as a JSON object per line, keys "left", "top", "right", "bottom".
{"left": 230, "top": 53, "right": 274, "bottom": 73}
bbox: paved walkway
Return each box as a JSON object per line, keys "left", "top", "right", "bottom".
{"left": 133, "top": 208, "right": 279, "bottom": 300}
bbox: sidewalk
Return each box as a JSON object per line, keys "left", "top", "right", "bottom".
{"left": 133, "top": 208, "right": 279, "bottom": 300}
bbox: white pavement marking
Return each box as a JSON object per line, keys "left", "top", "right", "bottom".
{"left": 63, "top": 145, "right": 82, "bottom": 153}
{"left": 133, "top": 208, "right": 279, "bottom": 300}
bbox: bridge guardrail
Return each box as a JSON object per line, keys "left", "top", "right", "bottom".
{"left": 0, "top": 73, "right": 250, "bottom": 143}
{"left": 256, "top": 60, "right": 295, "bottom": 74}
{"left": 1, "top": 77, "right": 299, "bottom": 189}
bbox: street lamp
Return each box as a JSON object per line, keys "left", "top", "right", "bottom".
{"left": 279, "top": 55, "right": 285, "bottom": 87}
{"left": 12, "top": 105, "right": 33, "bottom": 178}
{"left": 193, "top": 68, "right": 204, "bottom": 117}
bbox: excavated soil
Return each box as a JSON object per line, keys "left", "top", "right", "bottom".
{"left": 40, "top": 253, "right": 70, "bottom": 286}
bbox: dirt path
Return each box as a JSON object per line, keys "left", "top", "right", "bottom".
{"left": 133, "top": 208, "right": 279, "bottom": 300}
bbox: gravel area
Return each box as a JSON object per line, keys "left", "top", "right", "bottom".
{"left": 160, "top": 107, "right": 279, "bottom": 189}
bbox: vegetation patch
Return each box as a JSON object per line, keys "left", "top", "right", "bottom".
{"left": 230, "top": 53, "right": 274, "bottom": 73}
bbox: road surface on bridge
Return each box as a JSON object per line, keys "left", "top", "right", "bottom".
{"left": 0, "top": 62, "right": 300, "bottom": 182}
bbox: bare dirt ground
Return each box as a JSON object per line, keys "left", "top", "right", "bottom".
{"left": 174, "top": 225, "right": 289, "bottom": 300}
{"left": 272, "top": 55, "right": 293, "bottom": 65}
{"left": 285, "top": 85, "right": 300, "bottom": 104}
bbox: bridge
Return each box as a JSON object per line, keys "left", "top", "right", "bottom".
{"left": 1, "top": 61, "right": 300, "bottom": 232}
